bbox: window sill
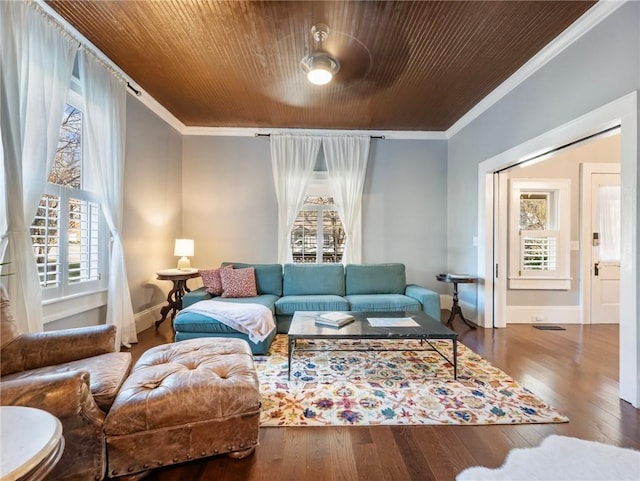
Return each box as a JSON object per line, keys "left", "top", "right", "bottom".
{"left": 508, "top": 278, "right": 571, "bottom": 290}
{"left": 42, "top": 289, "right": 108, "bottom": 324}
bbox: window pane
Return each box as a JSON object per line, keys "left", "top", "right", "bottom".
{"left": 291, "top": 211, "right": 318, "bottom": 263}
{"left": 31, "top": 98, "right": 106, "bottom": 300}
{"left": 68, "top": 198, "right": 100, "bottom": 284}
{"left": 322, "top": 210, "right": 344, "bottom": 263}
{"left": 519, "top": 193, "right": 548, "bottom": 230}
{"left": 597, "top": 185, "right": 620, "bottom": 263}
{"left": 31, "top": 194, "right": 60, "bottom": 287}
{"left": 291, "top": 196, "right": 345, "bottom": 263}
{"left": 48, "top": 104, "right": 82, "bottom": 188}
{"left": 305, "top": 196, "right": 329, "bottom": 206}
{"left": 521, "top": 233, "right": 557, "bottom": 271}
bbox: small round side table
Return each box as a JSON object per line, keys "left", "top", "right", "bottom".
{"left": 156, "top": 268, "right": 200, "bottom": 330}
{"left": 0, "top": 406, "right": 64, "bottom": 481}
{"left": 436, "top": 274, "right": 477, "bottom": 329}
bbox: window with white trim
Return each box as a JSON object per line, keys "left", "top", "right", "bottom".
{"left": 508, "top": 179, "right": 571, "bottom": 289}
{"left": 290, "top": 171, "right": 345, "bottom": 263}
{"left": 30, "top": 83, "right": 108, "bottom": 301}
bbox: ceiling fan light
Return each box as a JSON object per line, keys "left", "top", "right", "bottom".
{"left": 307, "top": 67, "right": 333, "bottom": 85}
{"left": 302, "top": 54, "right": 339, "bottom": 85}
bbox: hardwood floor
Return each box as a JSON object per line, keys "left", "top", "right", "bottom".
{"left": 123, "top": 317, "right": 639, "bottom": 481}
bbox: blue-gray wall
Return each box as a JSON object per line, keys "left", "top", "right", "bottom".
{"left": 182, "top": 136, "right": 278, "bottom": 267}
{"left": 122, "top": 98, "right": 183, "bottom": 314}
{"left": 181, "top": 136, "right": 448, "bottom": 291}
{"left": 363, "top": 139, "right": 447, "bottom": 291}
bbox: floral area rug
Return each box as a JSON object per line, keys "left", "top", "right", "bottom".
{"left": 255, "top": 335, "right": 569, "bottom": 427}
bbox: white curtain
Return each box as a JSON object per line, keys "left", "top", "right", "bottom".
{"left": 79, "top": 51, "right": 137, "bottom": 348}
{"left": 323, "top": 136, "right": 370, "bottom": 264}
{"left": 597, "top": 185, "right": 621, "bottom": 264}
{"left": 1, "top": 2, "right": 76, "bottom": 332}
{"left": 270, "top": 135, "right": 321, "bottom": 263}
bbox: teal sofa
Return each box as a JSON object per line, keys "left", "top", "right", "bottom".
{"left": 175, "top": 262, "right": 440, "bottom": 354}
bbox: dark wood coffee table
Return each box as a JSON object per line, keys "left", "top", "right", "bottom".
{"left": 287, "top": 311, "right": 458, "bottom": 380}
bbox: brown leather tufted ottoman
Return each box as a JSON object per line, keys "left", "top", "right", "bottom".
{"left": 104, "top": 338, "right": 260, "bottom": 479}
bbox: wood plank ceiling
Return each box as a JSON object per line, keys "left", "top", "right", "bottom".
{"left": 46, "top": 1, "right": 596, "bottom": 131}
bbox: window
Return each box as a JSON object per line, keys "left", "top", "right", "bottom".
{"left": 290, "top": 172, "right": 345, "bottom": 263}
{"left": 508, "top": 179, "right": 571, "bottom": 289}
{"left": 31, "top": 93, "right": 108, "bottom": 301}
{"left": 291, "top": 196, "right": 344, "bottom": 263}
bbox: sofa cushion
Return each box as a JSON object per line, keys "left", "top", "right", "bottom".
{"left": 345, "top": 294, "right": 421, "bottom": 312}
{"left": 199, "top": 265, "right": 232, "bottom": 296}
{"left": 215, "top": 294, "right": 279, "bottom": 309}
{"left": 283, "top": 263, "right": 345, "bottom": 296}
{"left": 345, "top": 263, "right": 407, "bottom": 295}
{"left": 173, "top": 295, "right": 278, "bottom": 354}
{"left": 275, "top": 295, "right": 349, "bottom": 315}
{"left": 173, "top": 312, "right": 277, "bottom": 355}
{"left": 220, "top": 267, "right": 258, "bottom": 298}
{"left": 173, "top": 294, "right": 278, "bottom": 332}
{"left": 222, "top": 262, "right": 283, "bottom": 296}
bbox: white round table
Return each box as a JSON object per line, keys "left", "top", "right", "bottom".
{"left": 0, "top": 406, "right": 64, "bottom": 481}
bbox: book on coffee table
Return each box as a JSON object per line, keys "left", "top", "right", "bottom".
{"left": 314, "top": 312, "right": 355, "bottom": 328}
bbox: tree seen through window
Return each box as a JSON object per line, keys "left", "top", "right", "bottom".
{"left": 291, "top": 196, "right": 344, "bottom": 263}
{"left": 31, "top": 104, "right": 101, "bottom": 289}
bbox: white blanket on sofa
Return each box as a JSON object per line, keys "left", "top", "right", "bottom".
{"left": 179, "top": 300, "right": 276, "bottom": 343}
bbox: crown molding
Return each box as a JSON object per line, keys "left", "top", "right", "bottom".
{"left": 445, "top": 0, "right": 627, "bottom": 139}
{"left": 129, "top": 91, "right": 447, "bottom": 140}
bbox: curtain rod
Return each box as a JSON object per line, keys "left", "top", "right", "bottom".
{"left": 255, "top": 133, "right": 385, "bottom": 139}
{"left": 127, "top": 83, "right": 142, "bottom": 97}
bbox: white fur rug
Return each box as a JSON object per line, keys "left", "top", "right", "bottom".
{"left": 457, "top": 435, "right": 640, "bottom": 481}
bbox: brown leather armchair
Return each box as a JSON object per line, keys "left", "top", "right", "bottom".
{"left": 0, "top": 285, "right": 132, "bottom": 481}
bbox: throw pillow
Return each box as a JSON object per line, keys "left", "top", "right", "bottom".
{"left": 199, "top": 265, "right": 232, "bottom": 296}
{"left": 220, "top": 267, "right": 258, "bottom": 298}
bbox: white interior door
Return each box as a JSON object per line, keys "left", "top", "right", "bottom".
{"left": 590, "top": 172, "right": 620, "bottom": 324}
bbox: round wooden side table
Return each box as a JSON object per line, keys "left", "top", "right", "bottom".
{"left": 156, "top": 268, "right": 200, "bottom": 330}
{"left": 0, "top": 406, "right": 64, "bottom": 481}
{"left": 436, "top": 273, "right": 478, "bottom": 329}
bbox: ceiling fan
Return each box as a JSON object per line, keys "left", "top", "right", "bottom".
{"left": 299, "top": 23, "right": 372, "bottom": 87}
{"left": 260, "top": 16, "right": 409, "bottom": 109}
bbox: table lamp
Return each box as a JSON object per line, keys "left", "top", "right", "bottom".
{"left": 174, "top": 239, "right": 194, "bottom": 270}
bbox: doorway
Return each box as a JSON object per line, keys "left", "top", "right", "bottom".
{"left": 494, "top": 133, "right": 620, "bottom": 326}
{"left": 475, "top": 92, "right": 638, "bottom": 406}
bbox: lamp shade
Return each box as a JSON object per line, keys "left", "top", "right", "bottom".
{"left": 174, "top": 239, "right": 194, "bottom": 270}
{"left": 174, "top": 239, "right": 194, "bottom": 257}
